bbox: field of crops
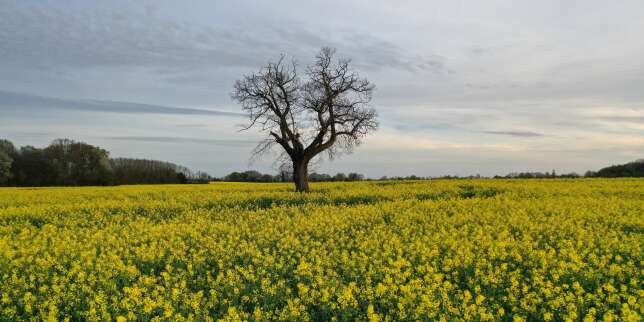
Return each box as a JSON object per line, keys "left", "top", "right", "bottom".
{"left": 0, "top": 180, "right": 642, "bottom": 321}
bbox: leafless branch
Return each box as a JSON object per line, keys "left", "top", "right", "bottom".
{"left": 231, "top": 47, "right": 378, "bottom": 192}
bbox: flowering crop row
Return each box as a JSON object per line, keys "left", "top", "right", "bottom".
{"left": 0, "top": 179, "right": 642, "bottom": 321}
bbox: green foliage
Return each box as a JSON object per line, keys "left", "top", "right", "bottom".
{"left": 0, "top": 151, "right": 11, "bottom": 185}
{"left": 0, "top": 140, "right": 15, "bottom": 185}
{"left": 44, "top": 138, "right": 113, "bottom": 186}
{"left": 110, "top": 158, "right": 191, "bottom": 185}
{"left": 596, "top": 159, "right": 644, "bottom": 177}
{"left": 0, "top": 138, "right": 207, "bottom": 186}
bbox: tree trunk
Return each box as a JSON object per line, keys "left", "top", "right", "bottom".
{"left": 292, "top": 158, "right": 310, "bottom": 193}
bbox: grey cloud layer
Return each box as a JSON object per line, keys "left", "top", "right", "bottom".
{"left": 0, "top": 2, "right": 442, "bottom": 75}
{"left": 1, "top": 0, "right": 643, "bottom": 176}
{"left": 0, "top": 91, "right": 243, "bottom": 117}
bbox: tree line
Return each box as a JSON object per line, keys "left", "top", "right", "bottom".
{"left": 1, "top": 137, "right": 640, "bottom": 187}
{"left": 378, "top": 161, "right": 644, "bottom": 180}
{"left": 171, "top": 161, "right": 644, "bottom": 184}
{"left": 221, "top": 170, "right": 364, "bottom": 183}
{"left": 586, "top": 159, "right": 644, "bottom": 178}
{"left": 497, "top": 161, "right": 644, "bottom": 178}
{"left": 0, "top": 138, "right": 210, "bottom": 186}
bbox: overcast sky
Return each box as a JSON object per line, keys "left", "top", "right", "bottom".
{"left": 1, "top": 0, "right": 643, "bottom": 177}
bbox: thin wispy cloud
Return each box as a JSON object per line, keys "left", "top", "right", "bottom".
{"left": 593, "top": 116, "right": 644, "bottom": 123}
{"left": 104, "top": 136, "right": 256, "bottom": 146}
{"left": 0, "top": 91, "right": 243, "bottom": 117}
{"left": 482, "top": 131, "right": 545, "bottom": 138}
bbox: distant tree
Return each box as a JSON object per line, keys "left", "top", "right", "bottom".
{"left": 595, "top": 159, "right": 644, "bottom": 177}
{"left": 243, "top": 170, "right": 264, "bottom": 182}
{"left": 10, "top": 146, "right": 50, "bottom": 186}
{"left": 347, "top": 172, "right": 364, "bottom": 181}
{"left": 584, "top": 170, "right": 597, "bottom": 178}
{"left": 232, "top": 47, "right": 378, "bottom": 192}
{"left": 44, "top": 139, "right": 113, "bottom": 186}
{"left": 189, "top": 171, "right": 212, "bottom": 184}
{"left": 333, "top": 172, "right": 347, "bottom": 182}
{"left": 277, "top": 163, "right": 293, "bottom": 182}
{"left": 224, "top": 171, "right": 241, "bottom": 181}
{"left": 309, "top": 172, "right": 332, "bottom": 182}
{"left": 0, "top": 139, "right": 16, "bottom": 156}
{"left": 176, "top": 172, "right": 189, "bottom": 184}
{"left": 224, "top": 170, "right": 269, "bottom": 182}
{"left": 111, "top": 158, "right": 190, "bottom": 185}
{"left": 0, "top": 153, "right": 10, "bottom": 185}
{"left": 0, "top": 139, "right": 16, "bottom": 185}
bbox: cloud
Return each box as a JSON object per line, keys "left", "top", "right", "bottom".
{"left": 175, "top": 123, "right": 211, "bottom": 128}
{"left": 481, "top": 130, "right": 544, "bottom": 137}
{"left": 364, "top": 131, "right": 527, "bottom": 152}
{"left": 104, "top": 136, "right": 256, "bottom": 146}
{"left": 331, "top": 33, "right": 445, "bottom": 73}
{"left": 0, "top": 90, "right": 244, "bottom": 117}
{"left": 392, "top": 122, "right": 455, "bottom": 132}
{"left": 5, "top": 132, "right": 53, "bottom": 138}
{"left": 466, "top": 47, "right": 491, "bottom": 56}
{"left": 0, "top": 3, "right": 259, "bottom": 70}
{"left": 593, "top": 115, "right": 644, "bottom": 123}
{"left": 0, "top": 2, "right": 442, "bottom": 75}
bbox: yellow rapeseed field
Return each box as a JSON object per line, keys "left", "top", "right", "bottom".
{"left": 0, "top": 179, "right": 642, "bottom": 321}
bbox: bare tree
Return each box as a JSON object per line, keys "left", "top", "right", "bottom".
{"left": 232, "top": 47, "right": 377, "bottom": 192}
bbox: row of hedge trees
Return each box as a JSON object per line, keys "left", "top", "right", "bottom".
{"left": 0, "top": 138, "right": 210, "bottom": 186}
{"left": 589, "top": 159, "right": 644, "bottom": 178}
{"left": 2, "top": 137, "right": 640, "bottom": 186}
{"left": 222, "top": 170, "right": 365, "bottom": 183}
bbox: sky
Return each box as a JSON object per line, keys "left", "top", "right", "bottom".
{"left": 1, "top": 0, "right": 643, "bottom": 177}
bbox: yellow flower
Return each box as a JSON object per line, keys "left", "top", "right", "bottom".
{"left": 0, "top": 179, "right": 640, "bottom": 321}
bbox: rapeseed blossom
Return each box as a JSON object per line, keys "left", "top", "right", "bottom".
{"left": 0, "top": 179, "right": 641, "bottom": 320}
